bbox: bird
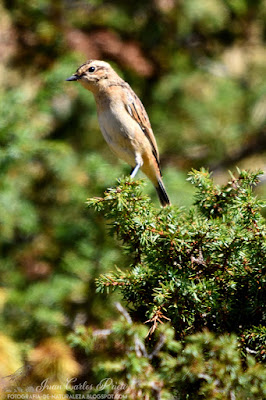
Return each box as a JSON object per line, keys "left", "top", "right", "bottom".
{"left": 66, "top": 60, "right": 170, "bottom": 207}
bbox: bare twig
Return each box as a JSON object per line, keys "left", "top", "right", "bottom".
{"left": 93, "top": 329, "right": 112, "bottom": 337}
{"left": 115, "top": 302, "right": 132, "bottom": 324}
{"left": 148, "top": 333, "right": 166, "bottom": 360}
{"left": 134, "top": 335, "right": 148, "bottom": 358}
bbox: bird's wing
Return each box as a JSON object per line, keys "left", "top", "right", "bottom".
{"left": 125, "top": 85, "right": 161, "bottom": 172}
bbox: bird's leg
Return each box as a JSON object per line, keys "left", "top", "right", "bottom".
{"left": 130, "top": 154, "right": 143, "bottom": 179}
{"left": 130, "top": 163, "right": 142, "bottom": 178}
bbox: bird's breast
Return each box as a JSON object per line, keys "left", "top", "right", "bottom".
{"left": 96, "top": 101, "right": 141, "bottom": 166}
{"left": 97, "top": 102, "right": 135, "bottom": 145}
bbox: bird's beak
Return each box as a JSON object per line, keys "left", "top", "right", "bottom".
{"left": 65, "top": 74, "right": 79, "bottom": 81}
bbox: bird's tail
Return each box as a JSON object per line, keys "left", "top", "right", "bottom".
{"left": 155, "top": 178, "right": 170, "bottom": 207}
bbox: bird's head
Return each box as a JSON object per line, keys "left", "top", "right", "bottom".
{"left": 66, "top": 60, "right": 119, "bottom": 92}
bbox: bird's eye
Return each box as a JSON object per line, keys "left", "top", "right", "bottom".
{"left": 88, "top": 66, "right": 95, "bottom": 73}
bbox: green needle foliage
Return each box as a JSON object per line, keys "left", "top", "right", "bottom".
{"left": 88, "top": 170, "right": 265, "bottom": 341}
{"left": 69, "top": 322, "right": 266, "bottom": 399}
{"left": 71, "top": 169, "right": 266, "bottom": 398}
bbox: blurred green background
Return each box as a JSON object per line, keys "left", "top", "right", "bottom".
{"left": 0, "top": 0, "right": 265, "bottom": 393}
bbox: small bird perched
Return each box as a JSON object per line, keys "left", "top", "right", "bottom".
{"left": 66, "top": 60, "right": 170, "bottom": 207}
